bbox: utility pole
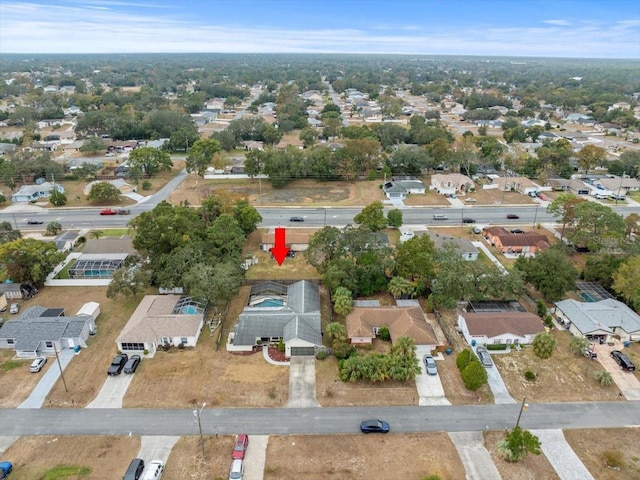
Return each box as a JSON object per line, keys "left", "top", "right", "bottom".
{"left": 532, "top": 205, "right": 539, "bottom": 229}
{"left": 514, "top": 396, "right": 528, "bottom": 429}
{"left": 55, "top": 346, "right": 68, "bottom": 393}
{"left": 193, "top": 402, "right": 206, "bottom": 459}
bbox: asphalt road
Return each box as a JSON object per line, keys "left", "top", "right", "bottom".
{"left": 1, "top": 402, "right": 638, "bottom": 436}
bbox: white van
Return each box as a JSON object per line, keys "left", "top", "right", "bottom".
{"left": 433, "top": 214, "right": 448, "bottom": 220}
{"left": 142, "top": 460, "right": 164, "bottom": 480}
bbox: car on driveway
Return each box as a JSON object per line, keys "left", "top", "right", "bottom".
{"left": 229, "top": 459, "right": 244, "bottom": 480}
{"left": 29, "top": 357, "right": 47, "bottom": 373}
{"left": 423, "top": 354, "right": 438, "bottom": 375}
{"left": 107, "top": 353, "right": 128, "bottom": 376}
{"left": 360, "top": 419, "right": 390, "bottom": 434}
{"left": 583, "top": 349, "right": 597, "bottom": 359}
{"left": 123, "top": 355, "right": 141, "bottom": 374}
{"left": 476, "top": 346, "right": 493, "bottom": 367}
{"left": 289, "top": 216, "right": 304, "bottom": 222}
{"left": 27, "top": 219, "right": 44, "bottom": 225}
{"left": 506, "top": 214, "right": 520, "bottom": 219}
{"left": 9, "top": 303, "right": 19, "bottom": 314}
{"left": 232, "top": 434, "right": 249, "bottom": 460}
{"left": 610, "top": 350, "right": 635, "bottom": 371}
{"left": 142, "top": 460, "right": 164, "bottom": 480}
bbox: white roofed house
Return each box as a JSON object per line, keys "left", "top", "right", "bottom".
{"left": 555, "top": 299, "right": 640, "bottom": 343}
{"left": 11, "top": 182, "right": 65, "bottom": 203}
{"left": 431, "top": 173, "right": 474, "bottom": 196}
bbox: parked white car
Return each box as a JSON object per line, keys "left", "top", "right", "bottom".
{"left": 142, "top": 460, "right": 164, "bottom": 480}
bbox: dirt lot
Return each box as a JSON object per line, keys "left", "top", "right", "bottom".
{"left": 164, "top": 435, "right": 236, "bottom": 480}
{"left": 484, "top": 430, "right": 560, "bottom": 480}
{"left": 564, "top": 428, "right": 640, "bottom": 480}
{"left": 264, "top": 433, "right": 466, "bottom": 480}
{"left": 492, "top": 329, "right": 622, "bottom": 403}
{"left": 4, "top": 435, "right": 140, "bottom": 480}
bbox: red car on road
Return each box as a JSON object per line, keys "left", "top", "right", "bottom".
{"left": 232, "top": 434, "right": 249, "bottom": 459}
{"left": 100, "top": 208, "right": 117, "bottom": 215}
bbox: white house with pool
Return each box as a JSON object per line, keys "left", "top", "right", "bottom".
{"left": 227, "top": 280, "right": 322, "bottom": 357}
{"left": 116, "top": 295, "right": 205, "bottom": 355}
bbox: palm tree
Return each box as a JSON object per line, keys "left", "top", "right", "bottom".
{"left": 391, "top": 336, "right": 416, "bottom": 358}
{"left": 91, "top": 230, "right": 104, "bottom": 239}
{"left": 594, "top": 370, "right": 613, "bottom": 386}
{"left": 325, "top": 322, "right": 346, "bottom": 342}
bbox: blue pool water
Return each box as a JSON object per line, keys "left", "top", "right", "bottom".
{"left": 181, "top": 306, "right": 199, "bottom": 314}
{"left": 254, "top": 298, "right": 284, "bottom": 307}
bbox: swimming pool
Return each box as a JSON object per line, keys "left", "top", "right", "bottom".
{"left": 253, "top": 298, "right": 284, "bottom": 307}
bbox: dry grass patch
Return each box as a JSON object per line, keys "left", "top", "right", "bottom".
{"left": 4, "top": 435, "right": 139, "bottom": 480}
{"left": 564, "top": 428, "right": 640, "bottom": 480}
{"left": 124, "top": 333, "right": 289, "bottom": 408}
{"left": 0, "top": 349, "right": 50, "bottom": 407}
{"left": 265, "top": 433, "right": 466, "bottom": 480}
{"left": 470, "top": 188, "right": 538, "bottom": 206}
{"left": 493, "top": 329, "right": 622, "bottom": 402}
{"left": 403, "top": 191, "right": 450, "bottom": 206}
{"left": 483, "top": 430, "right": 560, "bottom": 480}
{"left": 165, "top": 435, "right": 234, "bottom": 480}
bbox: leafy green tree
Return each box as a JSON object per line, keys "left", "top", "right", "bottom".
{"left": 87, "top": 182, "right": 120, "bottom": 203}
{"left": 387, "top": 209, "right": 403, "bottom": 228}
{"left": 49, "top": 188, "right": 67, "bottom": 206}
{"left": 232, "top": 199, "right": 262, "bottom": 235}
{"left": 461, "top": 359, "right": 488, "bottom": 391}
{"left": 390, "top": 335, "right": 416, "bottom": 358}
{"left": 0, "top": 238, "right": 65, "bottom": 285}
{"left": 395, "top": 234, "right": 436, "bottom": 283}
{"left": 0, "top": 222, "right": 21, "bottom": 244}
{"left": 388, "top": 276, "right": 416, "bottom": 299}
{"left": 46, "top": 221, "right": 62, "bottom": 236}
{"left": 612, "top": 256, "right": 640, "bottom": 310}
{"left": 546, "top": 193, "right": 586, "bottom": 240}
{"left": 568, "top": 202, "right": 626, "bottom": 252}
{"left": 624, "top": 213, "right": 640, "bottom": 240}
{"left": 325, "top": 322, "right": 346, "bottom": 343}
{"left": 184, "top": 260, "right": 244, "bottom": 310}
{"left": 532, "top": 332, "right": 557, "bottom": 359}
{"left": 514, "top": 244, "right": 577, "bottom": 301}
{"left": 127, "top": 147, "right": 173, "bottom": 178}
{"left": 569, "top": 336, "right": 590, "bottom": 356}
{"left": 186, "top": 139, "right": 222, "bottom": 177}
{"left": 106, "top": 265, "right": 151, "bottom": 300}
{"left": 353, "top": 201, "right": 387, "bottom": 232}
{"left": 456, "top": 349, "right": 472, "bottom": 372}
{"left": 205, "top": 214, "right": 245, "bottom": 259}
{"left": 79, "top": 136, "right": 106, "bottom": 154}
{"left": 333, "top": 286, "right": 353, "bottom": 316}
{"left": 583, "top": 254, "right": 625, "bottom": 290}
{"left": 496, "top": 427, "right": 542, "bottom": 462}
{"left": 577, "top": 144, "right": 607, "bottom": 174}
{"left": 299, "top": 127, "right": 318, "bottom": 148}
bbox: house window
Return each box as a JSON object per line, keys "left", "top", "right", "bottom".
{"left": 180, "top": 337, "right": 188, "bottom": 345}
{"left": 45, "top": 341, "right": 53, "bottom": 348}
{"left": 7, "top": 339, "right": 14, "bottom": 345}
{"left": 161, "top": 337, "right": 171, "bottom": 344}
{"left": 120, "top": 342, "right": 145, "bottom": 351}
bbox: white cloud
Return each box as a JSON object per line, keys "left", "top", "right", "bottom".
{"left": 0, "top": 2, "right": 638, "bottom": 58}
{"left": 543, "top": 19, "right": 572, "bottom": 26}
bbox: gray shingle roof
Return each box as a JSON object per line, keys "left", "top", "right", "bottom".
{"left": 234, "top": 280, "right": 321, "bottom": 346}
{"left": 555, "top": 299, "right": 640, "bottom": 334}
{"left": 0, "top": 305, "right": 91, "bottom": 350}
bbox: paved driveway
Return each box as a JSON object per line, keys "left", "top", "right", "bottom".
{"left": 243, "top": 434, "right": 268, "bottom": 480}
{"left": 414, "top": 347, "right": 450, "bottom": 406}
{"left": 593, "top": 343, "right": 640, "bottom": 400}
{"left": 532, "top": 429, "right": 594, "bottom": 480}
{"left": 448, "top": 431, "right": 502, "bottom": 480}
{"left": 18, "top": 348, "right": 75, "bottom": 409}
{"left": 286, "top": 356, "right": 320, "bottom": 408}
{"left": 137, "top": 435, "right": 179, "bottom": 463}
{"left": 475, "top": 348, "right": 517, "bottom": 405}
{"left": 86, "top": 373, "right": 135, "bottom": 408}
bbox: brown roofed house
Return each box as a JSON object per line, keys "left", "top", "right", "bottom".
{"left": 346, "top": 306, "right": 438, "bottom": 347}
{"left": 483, "top": 227, "right": 550, "bottom": 256}
{"left": 261, "top": 232, "right": 312, "bottom": 252}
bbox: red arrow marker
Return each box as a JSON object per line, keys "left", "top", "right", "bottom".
{"left": 270, "top": 227, "right": 290, "bottom": 266}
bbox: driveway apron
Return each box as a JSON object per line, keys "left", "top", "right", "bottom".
{"left": 243, "top": 434, "right": 268, "bottom": 480}
{"left": 18, "top": 348, "right": 75, "bottom": 409}
{"left": 86, "top": 374, "right": 135, "bottom": 408}
{"left": 532, "top": 429, "right": 594, "bottom": 480}
{"left": 286, "top": 356, "right": 320, "bottom": 408}
{"left": 448, "top": 431, "right": 502, "bottom": 480}
{"left": 137, "top": 435, "right": 179, "bottom": 463}
{"left": 592, "top": 343, "right": 640, "bottom": 400}
{"left": 414, "top": 347, "right": 450, "bottom": 406}
{"left": 475, "top": 347, "right": 516, "bottom": 405}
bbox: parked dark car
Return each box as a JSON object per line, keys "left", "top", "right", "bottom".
{"left": 360, "top": 419, "right": 390, "bottom": 434}
{"left": 476, "top": 346, "right": 493, "bottom": 367}
{"left": 27, "top": 219, "right": 44, "bottom": 224}
{"left": 289, "top": 216, "right": 304, "bottom": 222}
{"left": 122, "top": 458, "right": 144, "bottom": 480}
{"left": 462, "top": 218, "right": 476, "bottom": 223}
{"left": 510, "top": 228, "right": 525, "bottom": 234}
{"left": 123, "top": 355, "right": 141, "bottom": 374}
{"left": 107, "top": 353, "right": 128, "bottom": 376}
{"left": 506, "top": 214, "right": 520, "bottom": 219}
{"left": 610, "top": 350, "right": 636, "bottom": 371}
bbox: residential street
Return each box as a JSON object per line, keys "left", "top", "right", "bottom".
{"left": 1, "top": 401, "right": 637, "bottom": 436}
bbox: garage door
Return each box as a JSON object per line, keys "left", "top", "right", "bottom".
{"left": 290, "top": 347, "right": 315, "bottom": 356}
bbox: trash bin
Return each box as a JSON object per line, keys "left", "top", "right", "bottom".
{"left": 73, "top": 345, "right": 81, "bottom": 353}
{"left": 445, "top": 347, "right": 452, "bottom": 355}
{"left": 471, "top": 339, "right": 476, "bottom": 347}
{"left": 624, "top": 341, "right": 631, "bottom": 348}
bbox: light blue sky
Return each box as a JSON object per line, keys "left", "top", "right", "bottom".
{"left": 1, "top": 0, "right": 639, "bottom": 58}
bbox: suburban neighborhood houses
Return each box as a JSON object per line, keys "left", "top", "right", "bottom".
{"left": 0, "top": 47, "right": 639, "bottom": 480}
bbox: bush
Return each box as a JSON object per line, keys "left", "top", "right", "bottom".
{"left": 142, "top": 180, "right": 152, "bottom": 190}
{"left": 602, "top": 450, "right": 624, "bottom": 469}
{"left": 461, "top": 360, "right": 488, "bottom": 391}
{"left": 486, "top": 344, "right": 508, "bottom": 351}
{"left": 456, "top": 348, "right": 472, "bottom": 372}
{"left": 278, "top": 338, "right": 285, "bottom": 352}
{"left": 544, "top": 315, "right": 554, "bottom": 328}
{"left": 316, "top": 350, "right": 327, "bottom": 360}
{"left": 0, "top": 194, "right": 5, "bottom": 204}
{"left": 378, "top": 326, "right": 391, "bottom": 341}
{"left": 536, "top": 299, "right": 547, "bottom": 317}
{"left": 143, "top": 349, "right": 149, "bottom": 355}
{"left": 524, "top": 370, "right": 537, "bottom": 381}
